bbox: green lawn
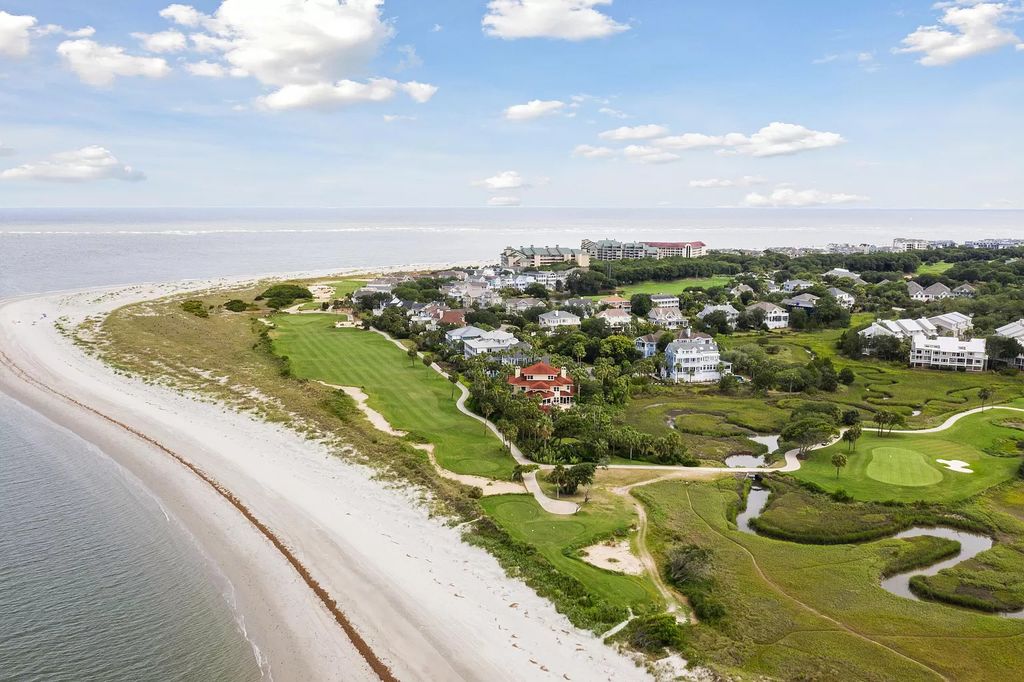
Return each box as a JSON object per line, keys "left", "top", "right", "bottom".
{"left": 586, "top": 275, "right": 733, "bottom": 299}
{"left": 480, "top": 494, "right": 660, "bottom": 611}
{"left": 637, "top": 480, "right": 1024, "bottom": 681}
{"left": 329, "top": 279, "right": 364, "bottom": 298}
{"left": 271, "top": 314, "right": 514, "bottom": 478}
{"left": 793, "top": 410, "right": 1023, "bottom": 502}
{"left": 917, "top": 261, "right": 954, "bottom": 275}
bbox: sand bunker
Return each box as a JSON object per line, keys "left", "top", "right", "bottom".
{"left": 936, "top": 459, "right": 974, "bottom": 474}
{"left": 579, "top": 539, "right": 644, "bottom": 575}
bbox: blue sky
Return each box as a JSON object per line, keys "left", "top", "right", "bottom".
{"left": 0, "top": 0, "right": 1021, "bottom": 208}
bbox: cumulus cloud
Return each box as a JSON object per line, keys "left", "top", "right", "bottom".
{"left": 158, "top": 1, "right": 438, "bottom": 110}
{"left": 689, "top": 175, "right": 767, "bottom": 188}
{"left": 598, "top": 106, "right": 629, "bottom": 119}
{"left": 623, "top": 145, "right": 680, "bottom": 165}
{"left": 0, "top": 11, "right": 37, "bottom": 57}
{"left": 656, "top": 122, "right": 844, "bottom": 157}
{"left": 504, "top": 99, "right": 565, "bottom": 120}
{"left": 896, "top": 1, "right": 1022, "bottom": 66}
{"left": 483, "top": 0, "right": 629, "bottom": 40}
{"left": 396, "top": 44, "right": 422, "bottom": 70}
{"left": 598, "top": 124, "right": 669, "bottom": 141}
{"left": 488, "top": 195, "right": 522, "bottom": 206}
{"left": 572, "top": 144, "right": 615, "bottom": 158}
{"left": 473, "top": 170, "right": 527, "bottom": 190}
{"left": 0, "top": 146, "right": 145, "bottom": 182}
{"left": 257, "top": 77, "right": 436, "bottom": 110}
{"left": 132, "top": 29, "right": 187, "bottom": 53}
{"left": 57, "top": 39, "right": 171, "bottom": 87}
{"left": 186, "top": 60, "right": 229, "bottom": 77}
{"left": 743, "top": 187, "right": 868, "bottom": 207}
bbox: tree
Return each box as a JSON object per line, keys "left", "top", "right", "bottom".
{"left": 978, "top": 387, "right": 995, "bottom": 411}
{"left": 718, "top": 373, "right": 740, "bottom": 395}
{"left": 629, "top": 294, "right": 654, "bottom": 317}
{"left": 407, "top": 348, "right": 418, "bottom": 366}
{"left": 421, "top": 355, "right": 433, "bottom": 369}
{"left": 524, "top": 282, "right": 550, "bottom": 299}
{"left": 831, "top": 452, "right": 848, "bottom": 478}
{"left": 549, "top": 465, "right": 569, "bottom": 498}
{"left": 838, "top": 367, "right": 856, "bottom": 385}
{"left": 987, "top": 335, "right": 1024, "bottom": 368}
{"left": 841, "top": 409, "right": 861, "bottom": 426}
{"left": 843, "top": 423, "right": 862, "bottom": 452}
{"left": 781, "top": 417, "right": 838, "bottom": 456}
{"left": 701, "top": 310, "right": 731, "bottom": 335}
{"left": 449, "top": 373, "right": 459, "bottom": 400}
{"left": 872, "top": 411, "right": 887, "bottom": 436}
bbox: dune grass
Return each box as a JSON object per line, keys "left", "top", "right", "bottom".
{"left": 271, "top": 314, "right": 514, "bottom": 479}
{"left": 793, "top": 411, "right": 1023, "bottom": 503}
{"left": 636, "top": 479, "right": 1024, "bottom": 681}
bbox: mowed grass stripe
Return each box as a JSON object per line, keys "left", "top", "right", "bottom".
{"left": 272, "top": 315, "right": 513, "bottom": 478}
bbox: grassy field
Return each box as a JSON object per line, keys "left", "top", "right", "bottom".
{"left": 637, "top": 479, "right": 1024, "bottom": 681}
{"left": 917, "top": 261, "right": 954, "bottom": 275}
{"left": 329, "top": 279, "right": 364, "bottom": 298}
{"left": 585, "top": 276, "right": 733, "bottom": 300}
{"left": 480, "top": 494, "right": 660, "bottom": 611}
{"left": 271, "top": 314, "right": 515, "bottom": 479}
{"left": 792, "top": 410, "right": 1023, "bottom": 503}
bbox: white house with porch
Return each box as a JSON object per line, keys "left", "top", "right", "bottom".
{"left": 662, "top": 331, "right": 731, "bottom": 383}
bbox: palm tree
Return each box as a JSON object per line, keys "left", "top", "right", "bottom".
{"left": 449, "top": 373, "right": 459, "bottom": 400}
{"left": 831, "top": 452, "right": 848, "bottom": 478}
{"left": 843, "top": 424, "right": 862, "bottom": 452}
{"left": 979, "top": 387, "right": 994, "bottom": 412}
{"left": 407, "top": 348, "right": 417, "bottom": 366}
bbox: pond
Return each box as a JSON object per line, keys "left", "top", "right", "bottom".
{"left": 749, "top": 434, "right": 780, "bottom": 453}
{"left": 725, "top": 454, "right": 766, "bottom": 468}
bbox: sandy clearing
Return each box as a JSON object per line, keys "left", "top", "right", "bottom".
{"left": 0, "top": 275, "right": 650, "bottom": 682}
{"left": 579, "top": 540, "right": 645, "bottom": 576}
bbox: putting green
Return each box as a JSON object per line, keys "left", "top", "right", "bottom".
{"left": 866, "top": 447, "right": 943, "bottom": 487}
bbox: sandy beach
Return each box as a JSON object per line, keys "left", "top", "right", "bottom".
{"left": 0, "top": 274, "right": 651, "bottom": 682}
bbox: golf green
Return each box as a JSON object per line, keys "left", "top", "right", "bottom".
{"left": 865, "top": 447, "right": 943, "bottom": 487}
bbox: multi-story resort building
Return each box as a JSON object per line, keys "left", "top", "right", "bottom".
{"left": 500, "top": 245, "right": 590, "bottom": 269}
{"left": 662, "top": 331, "right": 731, "bottom": 383}
{"left": 996, "top": 320, "right": 1024, "bottom": 369}
{"left": 581, "top": 239, "right": 706, "bottom": 261}
{"left": 893, "top": 238, "right": 933, "bottom": 252}
{"left": 508, "top": 362, "right": 575, "bottom": 410}
{"left": 909, "top": 336, "right": 987, "bottom": 372}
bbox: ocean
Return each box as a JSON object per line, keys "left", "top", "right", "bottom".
{"left": 0, "top": 207, "right": 1020, "bottom": 680}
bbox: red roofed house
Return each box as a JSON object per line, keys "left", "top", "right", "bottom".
{"left": 508, "top": 362, "right": 575, "bottom": 410}
{"left": 439, "top": 309, "right": 467, "bottom": 327}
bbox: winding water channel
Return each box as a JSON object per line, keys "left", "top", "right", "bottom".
{"left": 736, "top": 485, "right": 1024, "bottom": 619}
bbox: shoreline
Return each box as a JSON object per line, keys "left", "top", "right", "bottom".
{"left": 0, "top": 269, "right": 651, "bottom": 682}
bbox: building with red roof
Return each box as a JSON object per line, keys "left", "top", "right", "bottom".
{"left": 507, "top": 362, "right": 575, "bottom": 410}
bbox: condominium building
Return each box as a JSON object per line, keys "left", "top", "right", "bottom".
{"left": 649, "top": 293, "right": 680, "bottom": 308}
{"left": 909, "top": 336, "right": 987, "bottom": 372}
{"left": 581, "top": 239, "right": 706, "bottom": 260}
{"left": 893, "top": 238, "right": 932, "bottom": 252}
{"left": 500, "top": 245, "right": 590, "bottom": 269}
{"left": 996, "top": 319, "right": 1024, "bottom": 369}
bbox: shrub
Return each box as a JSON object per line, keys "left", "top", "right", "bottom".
{"left": 257, "top": 284, "right": 313, "bottom": 309}
{"left": 180, "top": 300, "right": 208, "bottom": 318}
{"left": 621, "top": 614, "right": 684, "bottom": 653}
{"left": 224, "top": 299, "right": 249, "bottom": 312}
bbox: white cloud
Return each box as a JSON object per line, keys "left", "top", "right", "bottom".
{"left": 598, "top": 124, "right": 669, "bottom": 141}
{"left": 743, "top": 187, "right": 868, "bottom": 207}
{"left": 689, "top": 175, "right": 767, "bottom": 188}
{"left": 896, "top": 1, "right": 1022, "bottom": 66}
{"left": 488, "top": 195, "right": 522, "bottom": 206}
{"left": 598, "top": 106, "right": 629, "bottom": 119}
{"left": 132, "top": 29, "right": 187, "bottom": 53}
{"left": 504, "top": 99, "right": 565, "bottom": 120}
{"left": 257, "top": 77, "right": 436, "bottom": 110}
{"left": 0, "top": 146, "right": 145, "bottom": 182}
{"left": 396, "top": 44, "right": 422, "bottom": 70}
{"left": 572, "top": 144, "right": 615, "bottom": 158}
{"left": 383, "top": 114, "right": 416, "bottom": 122}
{"left": 0, "top": 11, "right": 37, "bottom": 58}
{"left": 57, "top": 40, "right": 171, "bottom": 87}
{"left": 483, "top": 0, "right": 629, "bottom": 40}
{"left": 160, "top": 4, "right": 207, "bottom": 28}
{"left": 473, "top": 170, "right": 527, "bottom": 190}
{"left": 623, "top": 145, "right": 680, "bottom": 165}
{"left": 431, "top": 23, "right": 444, "bottom": 32}
{"left": 186, "top": 60, "right": 228, "bottom": 77}
{"left": 656, "top": 122, "right": 844, "bottom": 157}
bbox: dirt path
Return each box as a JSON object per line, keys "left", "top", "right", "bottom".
{"left": 684, "top": 488, "right": 949, "bottom": 682}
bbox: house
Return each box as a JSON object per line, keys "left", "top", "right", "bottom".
{"left": 581, "top": 239, "right": 706, "bottom": 260}
{"left": 371, "top": 295, "right": 402, "bottom": 315}
{"left": 822, "top": 268, "right": 867, "bottom": 286}
{"left": 928, "top": 312, "right": 973, "bottom": 338}
{"left": 457, "top": 285, "right": 501, "bottom": 308}
{"left": 408, "top": 301, "right": 450, "bottom": 329}
{"left": 954, "top": 283, "right": 977, "bottom": 298}
{"left": 746, "top": 302, "right": 789, "bottom": 329}
{"left": 433, "top": 270, "right": 468, "bottom": 282}
{"left": 696, "top": 304, "right": 740, "bottom": 325}
{"left": 649, "top": 293, "right": 680, "bottom": 309}
{"left": 859, "top": 318, "right": 937, "bottom": 343}
{"left": 782, "top": 279, "right": 813, "bottom": 292}
{"left": 910, "top": 336, "right": 987, "bottom": 372}
{"left": 445, "top": 325, "right": 486, "bottom": 344}
{"left": 907, "top": 281, "right": 926, "bottom": 301}
{"left": 730, "top": 283, "right": 754, "bottom": 297}
{"left": 781, "top": 293, "right": 820, "bottom": 311}
{"left": 563, "top": 297, "right": 596, "bottom": 314}
{"left": 505, "top": 297, "right": 545, "bottom": 313}
{"left": 996, "top": 319, "right": 1024, "bottom": 369}
{"left": 538, "top": 310, "right": 581, "bottom": 330}
{"left": 438, "top": 309, "right": 467, "bottom": 327}
{"left": 827, "top": 287, "right": 855, "bottom": 309}
{"left": 508, "top": 362, "right": 575, "bottom": 410}
{"left": 647, "top": 307, "right": 687, "bottom": 330}
{"left": 524, "top": 270, "right": 568, "bottom": 289}
{"left": 635, "top": 333, "right": 661, "bottom": 358}
{"left": 922, "top": 283, "right": 953, "bottom": 301}
{"left": 599, "top": 295, "right": 631, "bottom": 311}
{"left": 662, "top": 331, "right": 731, "bottom": 384}
{"left": 596, "top": 308, "right": 633, "bottom": 329}
{"left": 501, "top": 245, "right": 590, "bottom": 269}
{"left": 463, "top": 330, "right": 521, "bottom": 358}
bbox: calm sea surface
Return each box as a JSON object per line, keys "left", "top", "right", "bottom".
{"left": 0, "top": 207, "right": 1021, "bottom": 679}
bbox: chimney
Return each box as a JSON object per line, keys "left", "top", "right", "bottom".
{"left": 560, "top": 367, "right": 567, "bottom": 378}
{"left": 514, "top": 366, "right": 522, "bottom": 377}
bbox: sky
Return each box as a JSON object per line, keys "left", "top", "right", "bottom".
{"left": 0, "top": 0, "right": 1021, "bottom": 209}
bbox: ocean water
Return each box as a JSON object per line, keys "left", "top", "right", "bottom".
{"left": 0, "top": 207, "right": 1021, "bottom": 680}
